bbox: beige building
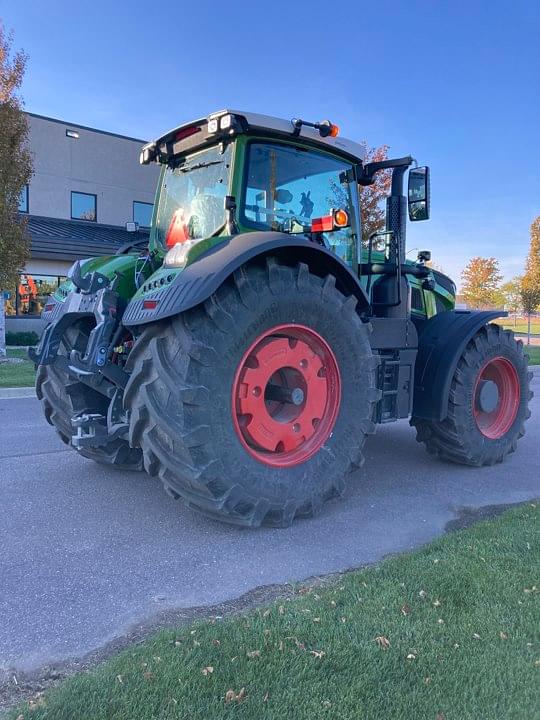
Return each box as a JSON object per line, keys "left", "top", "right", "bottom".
{"left": 6, "top": 113, "right": 160, "bottom": 333}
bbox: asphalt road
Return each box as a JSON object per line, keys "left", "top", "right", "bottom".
{"left": 1, "top": 375, "right": 539, "bottom": 678}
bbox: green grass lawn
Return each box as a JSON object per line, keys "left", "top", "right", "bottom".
{"left": 0, "top": 348, "right": 36, "bottom": 388}
{"left": 9, "top": 504, "right": 539, "bottom": 720}
{"left": 501, "top": 320, "right": 540, "bottom": 335}
{"left": 526, "top": 346, "right": 540, "bottom": 365}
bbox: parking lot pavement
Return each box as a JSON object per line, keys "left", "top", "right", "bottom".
{"left": 1, "top": 371, "right": 539, "bottom": 676}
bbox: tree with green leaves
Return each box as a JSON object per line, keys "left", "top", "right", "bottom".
{"left": 460, "top": 256, "right": 502, "bottom": 309}
{"left": 500, "top": 276, "right": 522, "bottom": 326}
{"left": 0, "top": 23, "right": 32, "bottom": 359}
{"left": 520, "top": 216, "right": 540, "bottom": 345}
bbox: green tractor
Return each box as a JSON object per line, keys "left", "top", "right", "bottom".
{"left": 31, "top": 110, "right": 532, "bottom": 526}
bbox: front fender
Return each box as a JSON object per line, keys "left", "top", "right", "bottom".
{"left": 412, "top": 309, "right": 507, "bottom": 421}
{"left": 122, "top": 232, "right": 370, "bottom": 326}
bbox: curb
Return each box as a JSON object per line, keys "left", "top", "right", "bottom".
{"left": 0, "top": 387, "right": 37, "bottom": 399}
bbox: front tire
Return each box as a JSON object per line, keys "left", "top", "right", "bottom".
{"left": 36, "top": 322, "right": 143, "bottom": 470}
{"left": 124, "top": 259, "right": 380, "bottom": 527}
{"left": 411, "top": 324, "right": 532, "bottom": 466}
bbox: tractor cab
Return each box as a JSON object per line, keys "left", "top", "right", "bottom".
{"left": 140, "top": 110, "right": 433, "bottom": 318}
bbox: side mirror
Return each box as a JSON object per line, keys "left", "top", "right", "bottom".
{"left": 408, "top": 166, "right": 430, "bottom": 221}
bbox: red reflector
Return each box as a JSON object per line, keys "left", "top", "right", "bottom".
{"left": 311, "top": 215, "right": 334, "bottom": 233}
{"left": 143, "top": 300, "right": 159, "bottom": 310}
{"left": 175, "top": 125, "right": 202, "bottom": 142}
{"left": 44, "top": 303, "right": 54, "bottom": 312}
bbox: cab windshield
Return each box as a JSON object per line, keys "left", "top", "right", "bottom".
{"left": 155, "top": 144, "right": 232, "bottom": 248}
{"left": 241, "top": 142, "right": 360, "bottom": 266}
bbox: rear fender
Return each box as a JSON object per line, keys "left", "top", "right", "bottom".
{"left": 413, "top": 310, "right": 507, "bottom": 421}
{"left": 122, "top": 232, "right": 371, "bottom": 326}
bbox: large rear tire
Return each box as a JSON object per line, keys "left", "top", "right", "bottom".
{"left": 36, "top": 322, "right": 143, "bottom": 470}
{"left": 411, "top": 324, "right": 532, "bottom": 466}
{"left": 124, "top": 259, "right": 380, "bottom": 527}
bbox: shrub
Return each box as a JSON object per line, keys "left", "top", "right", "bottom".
{"left": 5, "top": 330, "right": 40, "bottom": 346}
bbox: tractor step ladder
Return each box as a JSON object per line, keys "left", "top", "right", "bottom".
{"left": 376, "top": 353, "right": 401, "bottom": 423}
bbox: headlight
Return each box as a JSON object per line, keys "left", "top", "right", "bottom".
{"left": 163, "top": 240, "right": 199, "bottom": 268}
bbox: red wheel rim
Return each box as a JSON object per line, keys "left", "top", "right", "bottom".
{"left": 473, "top": 356, "right": 520, "bottom": 439}
{"left": 232, "top": 324, "right": 341, "bottom": 467}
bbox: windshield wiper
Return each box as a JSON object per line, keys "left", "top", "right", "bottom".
{"left": 179, "top": 160, "right": 223, "bottom": 173}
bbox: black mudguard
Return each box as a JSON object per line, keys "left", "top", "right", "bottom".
{"left": 122, "top": 232, "right": 371, "bottom": 326}
{"left": 412, "top": 309, "right": 507, "bottom": 422}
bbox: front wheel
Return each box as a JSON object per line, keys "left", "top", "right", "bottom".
{"left": 411, "top": 324, "right": 532, "bottom": 466}
{"left": 124, "top": 259, "right": 380, "bottom": 527}
{"left": 36, "top": 322, "right": 143, "bottom": 470}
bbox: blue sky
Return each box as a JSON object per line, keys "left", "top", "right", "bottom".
{"left": 2, "top": 0, "right": 539, "bottom": 287}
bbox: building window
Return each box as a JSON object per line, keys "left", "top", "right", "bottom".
{"left": 19, "top": 185, "right": 29, "bottom": 213}
{"left": 133, "top": 201, "right": 153, "bottom": 228}
{"left": 71, "top": 191, "right": 96, "bottom": 221}
{"left": 3, "top": 274, "right": 67, "bottom": 317}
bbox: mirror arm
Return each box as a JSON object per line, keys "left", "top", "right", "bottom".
{"left": 358, "top": 156, "right": 413, "bottom": 186}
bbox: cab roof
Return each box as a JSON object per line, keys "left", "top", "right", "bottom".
{"left": 141, "top": 109, "right": 367, "bottom": 166}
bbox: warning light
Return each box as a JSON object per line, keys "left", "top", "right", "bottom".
{"left": 329, "top": 124, "right": 339, "bottom": 137}
{"left": 333, "top": 208, "right": 349, "bottom": 227}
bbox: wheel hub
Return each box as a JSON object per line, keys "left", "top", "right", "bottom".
{"left": 232, "top": 324, "right": 341, "bottom": 467}
{"left": 476, "top": 379, "right": 499, "bottom": 413}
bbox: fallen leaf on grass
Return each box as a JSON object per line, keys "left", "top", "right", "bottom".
{"left": 263, "top": 691, "right": 269, "bottom": 702}
{"left": 433, "top": 599, "right": 442, "bottom": 607}
{"left": 419, "top": 590, "right": 427, "bottom": 599}
{"left": 401, "top": 604, "right": 412, "bottom": 616}
{"left": 499, "top": 632, "right": 508, "bottom": 640}
{"left": 212, "top": 639, "right": 221, "bottom": 646}
{"left": 116, "top": 675, "right": 123, "bottom": 684}
{"left": 278, "top": 605, "right": 285, "bottom": 615}
{"left": 247, "top": 650, "right": 261, "bottom": 658}
{"left": 406, "top": 653, "right": 416, "bottom": 660}
{"left": 201, "top": 666, "right": 214, "bottom": 676}
{"left": 143, "top": 671, "right": 154, "bottom": 681}
{"left": 375, "top": 636, "right": 390, "bottom": 649}
{"left": 313, "top": 617, "right": 321, "bottom": 623}
{"left": 225, "top": 688, "right": 247, "bottom": 704}
{"left": 310, "top": 650, "right": 325, "bottom": 659}
{"left": 28, "top": 694, "right": 45, "bottom": 710}
{"left": 472, "top": 633, "right": 481, "bottom": 640}
{"left": 262, "top": 609, "right": 271, "bottom": 618}
{"left": 330, "top": 600, "right": 337, "bottom": 607}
